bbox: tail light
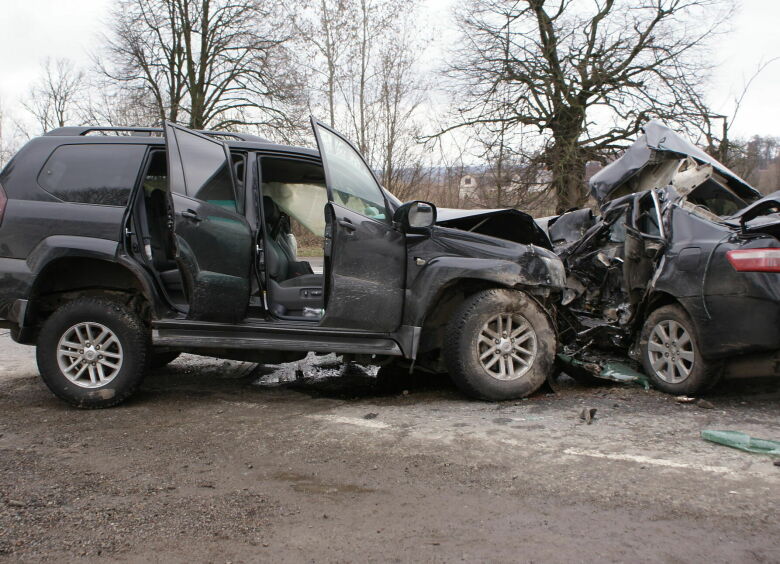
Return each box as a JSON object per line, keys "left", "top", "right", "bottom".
{"left": 0, "top": 183, "right": 6, "bottom": 226}
{"left": 726, "top": 248, "right": 780, "bottom": 272}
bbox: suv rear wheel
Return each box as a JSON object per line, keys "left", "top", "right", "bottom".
{"left": 444, "top": 289, "right": 555, "bottom": 400}
{"left": 36, "top": 297, "right": 150, "bottom": 408}
{"left": 639, "top": 304, "right": 720, "bottom": 394}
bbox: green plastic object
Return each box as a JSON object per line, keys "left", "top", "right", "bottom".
{"left": 701, "top": 430, "right": 780, "bottom": 457}
{"left": 557, "top": 354, "right": 651, "bottom": 390}
{"left": 600, "top": 361, "right": 651, "bottom": 390}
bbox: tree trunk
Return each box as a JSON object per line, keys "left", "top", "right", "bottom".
{"left": 549, "top": 110, "right": 587, "bottom": 213}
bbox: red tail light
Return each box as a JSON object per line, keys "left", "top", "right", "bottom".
{"left": 726, "top": 248, "right": 780, "bottom": 272}
{"left": 0, "top": 183, "right": 6, "bottom": 226}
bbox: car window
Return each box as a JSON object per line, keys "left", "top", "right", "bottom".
{"left": 173, "top": 128, "right": 237, "bottom": 212}
{"left": 37, "top": 144, "right": 146, "bottom": 206}
{"left": 315, "top": 126, "right": 388, "bottom": 221}
{"left": 608, "top": 211, "right": 627, "bottom": 243}
{"left": 636, "top": 194, "right": 661, "bottom": 237}
{"left": 686, "top": 179, "right": 747, "bottom": 217}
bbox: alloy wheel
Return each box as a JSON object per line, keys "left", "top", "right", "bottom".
{"left": 647, "top": 319, "right": 695, "bottom": 384}
{"left": 476, "top": 313, "right": 538, "bottom": 381}
{"left": 56, "top": 322, "right": 124, "bottom": 388}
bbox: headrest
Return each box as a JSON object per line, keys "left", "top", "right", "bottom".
{"left": 263, "top": 196, "right": 280, "bottom": 227}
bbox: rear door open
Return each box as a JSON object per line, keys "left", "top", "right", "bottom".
{"left": 163, "top": 122, "right": 253, "bottom": 323}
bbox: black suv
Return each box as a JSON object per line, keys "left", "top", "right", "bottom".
{"left": 0, "top": 119, "right": 564, "bottom": 408}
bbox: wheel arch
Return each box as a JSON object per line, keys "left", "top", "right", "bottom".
{"left": 637, "top": 291, "right": 694, "bottom": 328}
{"left": 414, "top": 276, "right": 554, "bottom": 370}
{"left": 27, "top": 255, "right": 159, "bottom": 330}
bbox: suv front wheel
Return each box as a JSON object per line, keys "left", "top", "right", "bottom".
{"left": 36, "top": 297, "right": 150, "bottom": 409}
{"left": 444, "top": 289, "right": 555, "bottom": 400}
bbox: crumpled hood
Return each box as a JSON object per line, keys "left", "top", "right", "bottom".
{"left": 435, "top": 207, "right": 552, "bottom": 249}
{"left": 589, "top": 121, "right": 760, "bottom": 206}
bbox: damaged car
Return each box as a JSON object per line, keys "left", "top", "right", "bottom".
{"left": 0, "top": 118, "right": 564, "bottom": 408}
{"left": 547, "top": 121, "right": 780, "bottom": 394}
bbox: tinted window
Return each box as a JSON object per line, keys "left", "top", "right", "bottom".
{"left": 316, "top": 126, "right": 388, "bottom": 221}
{"left": 37, "top": 144, "right": 146, "bottom": 206}
{"left": 174, "top": 129, "right": 236, "bottom": 212}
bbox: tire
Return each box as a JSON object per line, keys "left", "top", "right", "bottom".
{"left": 36, "top": 297, "right": 151, "bottom": 409}
{"left": 639, "top": 304, "right": 720, "bottom": 395}
{"left": 444, "top": 289, "right": 556, "bottom": 401}
{"left": 150, "top": 350, "right": 181, "bottom": 369}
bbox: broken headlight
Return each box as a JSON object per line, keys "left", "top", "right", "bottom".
{"left": 539, "top": 255, "right": 566, "bottom": 287}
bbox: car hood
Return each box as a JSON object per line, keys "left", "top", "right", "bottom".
{"left": 589, "top": 121, "right": 760, "bottom": 207}
{"left": 435, "top": 207, "right": 552, "bottom": 249}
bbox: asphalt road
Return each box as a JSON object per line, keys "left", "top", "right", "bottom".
{"left": 1, "top": 333, "right": 779, "bottom": 562}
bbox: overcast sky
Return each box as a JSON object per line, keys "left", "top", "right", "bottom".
{"left": 1, "top": 0, "right": 779, "bottom": 139}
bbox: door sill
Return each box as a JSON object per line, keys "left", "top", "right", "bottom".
{"left": 151, "top": 318, "right": 403, "bottom": 356}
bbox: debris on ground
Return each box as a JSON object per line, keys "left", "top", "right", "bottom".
{"left": 701, "top": 430, "right": 780, "bottom": 457}
{"left": 579, "top": 407, "right": 597, "bottom": 424}
{"left": 675, "top": 396, "right": 697, "bottom": 404}
{"left": 600, "top": 361, "right": 651, "bottom": 390}
{"left": 675, "top": 396, "right": 715, "bottom": 409}
{"left": 557, "top": 354, "right": 650, "bottom": 390}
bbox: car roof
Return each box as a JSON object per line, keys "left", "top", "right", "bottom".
{"left": 43, "top": 126, "right": 319, "bottom": 158}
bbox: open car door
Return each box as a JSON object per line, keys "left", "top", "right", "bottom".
{"left": 163, "top": 122, "right": 253, "bottom": 323}
{"left": 623, "top": 190, "right": 666, "bottom": 312}
{"left": 311, "top": 118, "right": 405, "bottom": 332}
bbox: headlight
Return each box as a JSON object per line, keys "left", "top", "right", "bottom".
{"left": 540, "top": 255, "right": 566, "bottom": 288}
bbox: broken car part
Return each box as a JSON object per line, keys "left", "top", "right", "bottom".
{"left": 550, "top": 121, "right": 780, "bottom": 396}
{"left": 701, "top": 430, "right": 780, "bottom": 457}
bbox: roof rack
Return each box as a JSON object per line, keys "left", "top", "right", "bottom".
{"left": 44, "top": 126, "right": 270, "bottom": 143}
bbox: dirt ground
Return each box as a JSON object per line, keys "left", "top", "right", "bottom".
{"left": 1, "top": 332, "right": 779, "bottom": 563}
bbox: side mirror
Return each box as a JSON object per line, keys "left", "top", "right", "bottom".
{"left": 393, "top": 201, "right": 437, "bottom": 233}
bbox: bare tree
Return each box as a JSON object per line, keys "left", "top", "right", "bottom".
{"left": 291, "top": 0, "right": 432, "bottom": 200}
{"left": 0, "top": 98, "right": 20, "bottom": 168}
{"left": 289, "top": 0, "right": 353, "bottom": 126}
{"left": 373, "top": 24, "right": 431, "bottom": 199}
{"left": 79, "top": 83, "right": 161, "bottom": 128}
{"left": 442, "top": 0, "right": 734, "bottom": 212}
{"left": 99, "top": 0, "right": 303, "bottom": 132}
{"left": 683, "top": 57, "right": 780, "bottom": 167}
{"left": 22, "top": 58, "right": 85, "bottom": 134}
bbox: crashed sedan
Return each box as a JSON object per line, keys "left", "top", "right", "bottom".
{"left": 546, "top": 121, "right": 780, "bottom": 394}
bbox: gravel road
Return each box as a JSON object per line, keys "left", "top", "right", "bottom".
{"left": 1, "top": 333, "right": 778, "bottom": 562}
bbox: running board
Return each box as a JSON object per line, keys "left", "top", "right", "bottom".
{"left": 151, "top": 320, "right": 403, "bottom": 356}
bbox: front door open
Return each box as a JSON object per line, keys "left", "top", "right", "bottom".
{"left": 163, "top": 122, "right": 253, "bottom": 323}
{"left": 311, "top": 118, "right": 406, "bottom": 332}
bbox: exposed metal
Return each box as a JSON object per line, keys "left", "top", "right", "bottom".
{"left": 551, "top": 121, "right": 780, "bottom": 391}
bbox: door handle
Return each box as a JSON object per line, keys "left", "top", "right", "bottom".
{"left": 338, "top": 219, "right": 356, "bottom": 231}
{"left": 181, "top": 209, "right": 202, "bottom": 222}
